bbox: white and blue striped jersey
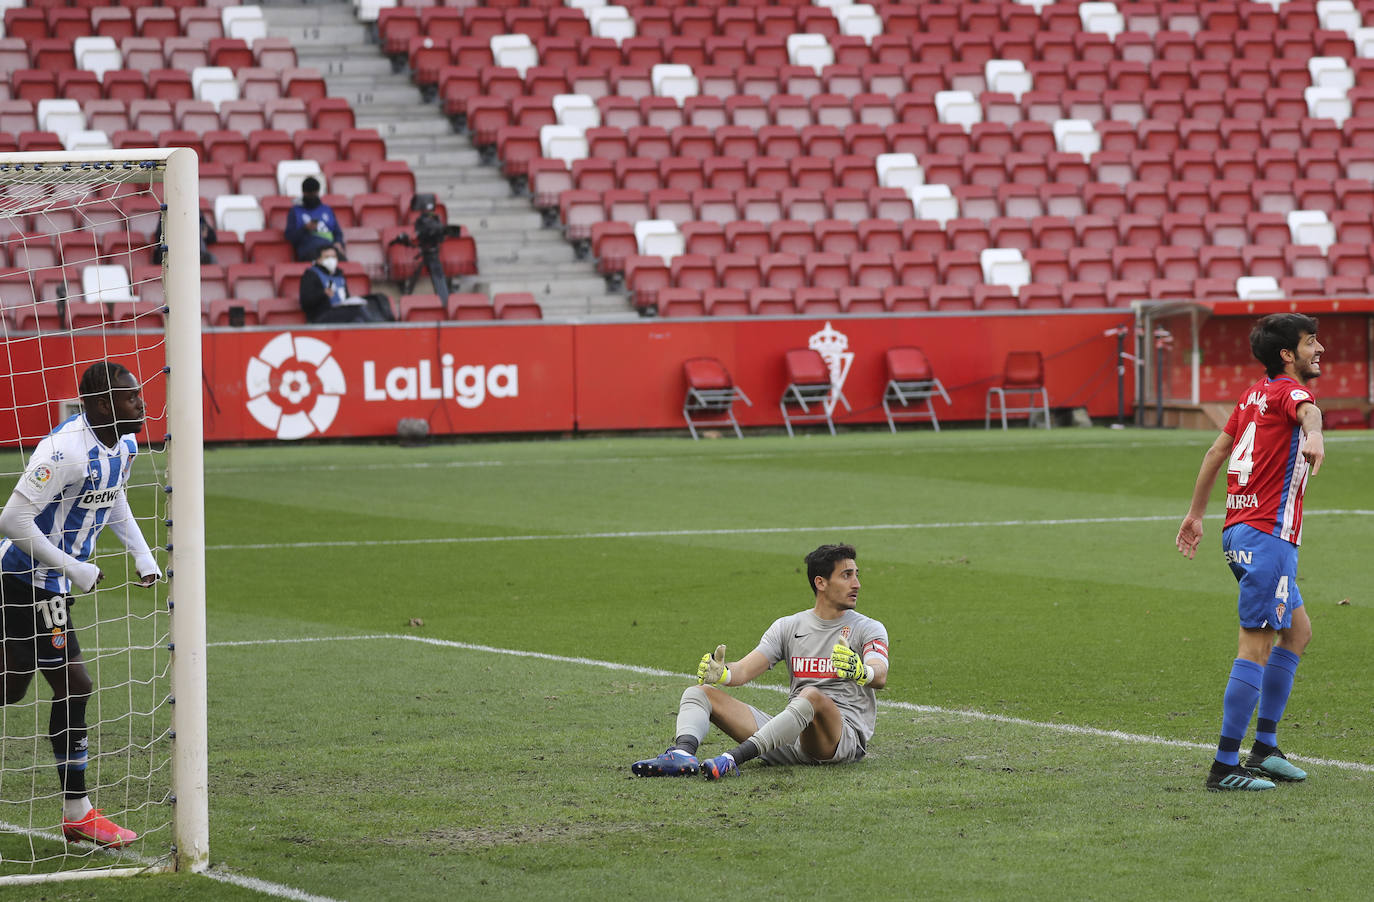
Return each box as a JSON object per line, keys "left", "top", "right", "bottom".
{"left": 1, "top": 414, "right": 139, "bottom": 593}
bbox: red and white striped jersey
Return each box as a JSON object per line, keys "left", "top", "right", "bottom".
{"left": 1222, "top": 375, "right": 1317, "bottom": 545}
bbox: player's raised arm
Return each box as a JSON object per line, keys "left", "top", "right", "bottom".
{"left": 1297, "top": 402, "right": 1324, "bottom": 475}
{"left": 1177, "top": 431, "right": 1233, "bottom": 559}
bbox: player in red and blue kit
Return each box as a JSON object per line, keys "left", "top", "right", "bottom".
{"left": 1177, "top": 313, "right": 1325, "bottom": 792}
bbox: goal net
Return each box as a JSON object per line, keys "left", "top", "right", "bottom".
{"left": 0, "top": 150, "right": 206, "bottom": 883}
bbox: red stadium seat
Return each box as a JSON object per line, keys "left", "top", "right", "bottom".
{"left": 494, "top": 292, "right": 542, "bottom": 320}
{"left": 445, "top": 292, "right": 493, "bottom": 321}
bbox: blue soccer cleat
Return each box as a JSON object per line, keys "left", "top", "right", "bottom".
{"left": 631, "top": 748, "right": 699, "bottom": 777}
{"left": 1246, "top": 743, "right": 1307, "bottom": 782}
{"left": 701, "top": 753, "right": 739, "bottom": 781}
{"left": 1205, "top": 760, "right": 1276, "bottom": 792}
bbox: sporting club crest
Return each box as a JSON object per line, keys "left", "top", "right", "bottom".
{"left": 807, "top": 322, "right": 854, "bottom": 415}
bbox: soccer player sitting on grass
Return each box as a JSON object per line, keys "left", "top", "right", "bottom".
{"left": 1177, "top": 313, "right": 1324, "bottom": 792}
{"left": 0, "top": 362, "right": 162, "bottom": 846}
{"left": 632, "top": 543, "right": 889, "bottom": 780}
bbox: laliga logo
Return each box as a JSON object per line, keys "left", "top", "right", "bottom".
{"left": 808, "top": 322, "right": 854, "bottom": 415}
{"left": 245, "top": 333, "right": 346, "bottom": 440}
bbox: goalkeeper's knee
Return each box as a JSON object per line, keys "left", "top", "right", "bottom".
{"left": 680, "top": 684, "right": 712, "bottom": 712}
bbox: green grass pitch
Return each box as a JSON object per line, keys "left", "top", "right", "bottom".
{"left": 5, "top": 427, "right": 1374, "bottom": 900}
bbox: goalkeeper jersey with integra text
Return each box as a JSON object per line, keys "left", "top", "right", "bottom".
{"left": 0, "top": 414, "right": 139, "bottom": 593}
{"left": 754, "top": 608, "right": 890, "bottom": 747}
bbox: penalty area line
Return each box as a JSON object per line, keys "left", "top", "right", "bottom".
{"left": 216, "top": 633, "right": 1374, "bottom": 775}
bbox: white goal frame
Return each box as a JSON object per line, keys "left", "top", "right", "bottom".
{"left": 0, "top": 149, "right": 207, "bottom": 881}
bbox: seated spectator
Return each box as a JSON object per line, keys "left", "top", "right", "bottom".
{"left": 285, "top": 176, "right": 346, "bottom": 262}
{"left": 299, "top": 246, "right": 392, "bottom": 324}
{"left": 151, "top": 211, "right": 217, "bottom": 265}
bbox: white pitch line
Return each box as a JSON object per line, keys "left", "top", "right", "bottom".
{"left": 205, "top": 509, "right": 1374, "bottom": 552}
{"left": 210, "top": 634, "right": 1374, "bottom": 775}
{"left": 196, "top": 433, "right": 1374, "bottom": 477}
{"left": 201, "top": 868, "right": 344, "bottom": 902}
{"left": 0, "top": 822, "right": 342, "bottom": 901}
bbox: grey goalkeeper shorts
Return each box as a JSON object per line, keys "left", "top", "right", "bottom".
{"left": 745, "top": 702, "right": 867, "bottom": 766}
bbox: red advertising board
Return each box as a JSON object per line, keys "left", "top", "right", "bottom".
{"left": 3, "top": 312, "right": 1135, "bottom": 444}
{"left": 0, "top": 331, "right": 170, "bottom": 447}
{"left": 573, "top": 312, "right": 1136, "bottom": 430}
{"left": 200, "top": 324, "right": 576, "bottom": 441}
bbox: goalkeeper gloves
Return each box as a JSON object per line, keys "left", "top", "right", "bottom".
{"left": 697, "top": 644, "right": 729, "bottom": 686}
{"left": 831, "top": 640, "right": 874, "bottom": 686}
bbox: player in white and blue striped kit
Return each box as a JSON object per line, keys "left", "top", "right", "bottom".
{"left": 0, "top": 361, "right": 161, "bottom": 848}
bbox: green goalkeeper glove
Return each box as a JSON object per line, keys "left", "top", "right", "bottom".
{"left": 697, "top": 644, "right": 729, "bottom": 686}
{"left": 831, "top": 639, "right": 873, "bottom": 686}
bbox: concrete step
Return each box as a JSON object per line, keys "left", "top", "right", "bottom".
{"left": 259, "top": 4, "right": 361, "bottom": 26}
{"left": 439, "top": 199, "right": 531, "bottom": 216}
{"left": 383, "top": 136, "right": 478, "bottom": 155}
{"left": 332, "top": 85, "right": 422, "bottom": 106}
{"left": 323, "top": 71, "right": 416, "bottom": 90}
{"left": 478, "top": 254, "right": 588, "bottom": 272}
{"left": 475, "top": 237, "right": 577, "bottom": 255}
{"left": 382, "top": 137, "right": 493, "bottom": 157}
{"left": 413, "top": 177, "right": 515, "bottom": 196}
{"left": 534, "top": 296, "right": 631, "bottom": 314}
{"left": 415, "top": 178, "right": 514, "bottom": 200}
{"left": 395, "top": 150, "right": 486, "bottom": 169}
{"left": 300, "top": 57, "right": 396, "bottom": 78}
{"left": 355, "top": 109, "right": 440, "bottom": 126}
{"left": 269, "top": 23, "right": 371, "bottom": 44}
{"left": 353, "top": 118, "right": 453, "bottom": 139}
{"left": 445, "top": 212, "right": 546, "bottom": 231}
{"left": 477, "top": 276, "right": 610, "bottom": 297}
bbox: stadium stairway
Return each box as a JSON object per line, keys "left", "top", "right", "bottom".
{"left": 257, "top": 0, "right": 633, "bottom": 319}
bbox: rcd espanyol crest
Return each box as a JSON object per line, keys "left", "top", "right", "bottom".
{"left": 245, "top": 333, "right": 347, "bottom": 440}
{"left": 807, "top": 321, "right": 854, "bottom": 415}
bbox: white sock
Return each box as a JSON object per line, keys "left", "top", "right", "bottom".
{"left": 64, "top": 796, "right": 93, "bottom": 821}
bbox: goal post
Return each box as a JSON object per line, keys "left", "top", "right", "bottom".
{"left": 0, "top": 148, "right": 207, "bottom": 880}
{"left": 163, "top": 147, "right": 210, "bottom": 875}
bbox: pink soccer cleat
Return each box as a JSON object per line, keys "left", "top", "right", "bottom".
{"left": 63, "top": 808, "right": 138, "bottom": 848}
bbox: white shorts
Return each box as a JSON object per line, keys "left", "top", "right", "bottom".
{"left": 746, "top": 703, "right": 867, "bottom": 766}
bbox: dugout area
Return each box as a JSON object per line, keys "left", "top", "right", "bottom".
{"left": 1135, "top": 298, "right": 1374, "bottom": 430}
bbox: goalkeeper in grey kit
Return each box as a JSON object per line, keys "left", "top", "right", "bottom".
{"left": 632, "top": 543, "right": 890, "bottom": 779}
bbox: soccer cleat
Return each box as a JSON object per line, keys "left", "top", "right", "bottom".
{"left": 631, "top": 748, "right": 699, "bottom": 777}
{"left": 62, "top": 808, "right": 137, "bottom": 848}
{"left": 1246, "top": 743, "right": 1307, "bottom": 782}
{"left": 1205, "top": 760, "right": 1276, "bottom": 792}
{"left": 701, "top": 754, "right": 739, "bottom": 781}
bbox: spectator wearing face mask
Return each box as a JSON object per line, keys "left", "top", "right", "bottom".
{"left": 300, "top": 246, "right": 368, "bottom": 323}
{"left": 285, "top": 176, "right": 346, "bottom": 263}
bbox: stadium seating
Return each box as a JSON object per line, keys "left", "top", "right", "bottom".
{"left": 8, "top": 0, "right": 1374, "bottom": 327}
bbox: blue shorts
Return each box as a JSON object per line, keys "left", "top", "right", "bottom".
{"left": 1222, "top": 524, "right": 1304, "bottom": 630}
